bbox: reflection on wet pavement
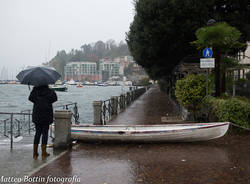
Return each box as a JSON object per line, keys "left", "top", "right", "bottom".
{"left": 28, "top": 132, "right": 250, "bottom": 184}
{"left": 29, "top": 86, "right": 250, "bottom": 184}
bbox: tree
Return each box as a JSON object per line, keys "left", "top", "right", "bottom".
{"left": 94, "top": 41, "right": 106, "bottom": 60}
{"left": 191, "top": 22, "right": 245, "bottom": 96}
{"left": 49, "top": 50, "right": 69, "bottom": 79}
{"left": 126, "top": 0, "right": 250, "bottom": 80}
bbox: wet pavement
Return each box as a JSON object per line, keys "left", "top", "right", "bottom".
{"left": 30, "top": 134, "right": 250, "bottom": 184}
{"left": 110, "top": 86, "right": 182, "bottom": 125}
{"left": 0, "top": 135, "right": 63, "bottom": 180}
{"left": 4, "top": 86, "right": 250, "bottom": 184}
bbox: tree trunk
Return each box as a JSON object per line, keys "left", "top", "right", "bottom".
{"left": 214, "top": 49, "right": 221, "bottom": 97}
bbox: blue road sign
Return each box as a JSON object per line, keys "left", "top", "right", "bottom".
{"left": 203, "top": 48, "right": 213, "bottom": 58}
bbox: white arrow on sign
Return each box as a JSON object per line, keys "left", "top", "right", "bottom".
{"left": 200, "top": 58, "right": 215, "bottom": 68}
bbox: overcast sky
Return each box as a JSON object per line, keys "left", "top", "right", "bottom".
{"left": 0, "top": 0, "right": 134, "bottom": 79}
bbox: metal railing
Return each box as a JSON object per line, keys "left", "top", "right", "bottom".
{"left": 54, "top": 102, "right": 80, "bottom": 124}
{"left": 101, "top": 87, "right": 148, "bottom": 124}
{"left": 0, "top": 112, "right": 32, "bottom": 149}
{"left": 102, "top": 99, "right": 112, "bottom": 125}
{"left": 0, "top": 102, "right": 79, "bottom": 149}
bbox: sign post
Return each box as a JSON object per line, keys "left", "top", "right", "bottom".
{"left": 201, "top": 48, "right": 215, "bottom": 96}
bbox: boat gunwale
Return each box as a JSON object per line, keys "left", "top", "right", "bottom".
{"left": 71, "top": 122, "right": 229, "bottom": 135}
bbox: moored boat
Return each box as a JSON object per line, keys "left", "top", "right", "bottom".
{"left": 67, "top": 79, "right": 77, "bottom": 85}
{"left": 49, "top": 85, "right": 68, "bottom": 92}
{"left": 0, "top": 81, "right": 8, "bottom": 84}
{"left": 70, "top": 122, "right": 229, "bottom": 142}
{"left": 76, "top": 83, "right": 83, "bottom": 88}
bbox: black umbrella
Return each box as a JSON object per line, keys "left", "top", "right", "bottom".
{"left": 16, "top": 66, "right": 61, "bottom": 86}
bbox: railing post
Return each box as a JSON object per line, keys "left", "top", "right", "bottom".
{"left": 111, "top": 96, "right": 118, "bottom": 119}
{"left": 73, "top": 103, "right": 80, "bottom": 124}
{"left": 114, "top": 96, "right": 118, "bottom": 115}
{"left": 126, "top": 92, "right": 131, "bottom": 106}
{"left": 131, "top": 90, "right": 134, "bottom": 102}
{"left": 110, "top": 97, "right": 115, "bottom": 117}
{"left": 54, "top": 110, "right": 72, "bottom": 149}
{"left": 4, "top": 120, "right": 6, "bottom": 136}
{"left": 123, "top": 94, "right": 126, "bottom": 109}
{"left": 17, "top": 120, "right": 20, "bottom": 137}
{"left": 93, "top": 101, "right": 103, "bottom": 125}
{"left": 108, "top": 100, "right": 111, "bottom": 119}
{"left": 120, "top": 94, "right": 125, "bottom": 111}
{"left": 10, "top": 113, "right": 13, "bottom": 149}
{"left": 28, "top": 110, "right": 31, "bottom": 135}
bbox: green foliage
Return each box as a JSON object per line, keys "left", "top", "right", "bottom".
{"left": 221, "top": 57, "right": 239, "bottom": 72}
{"left": 175, "top": 74, "right": 206, "bottom": 112}
{"left": 191, "top": 22, "right": 245, "bottom": 96}
{"left": 202, "top": 96, "right": 250, "bottom": 129}
{"left": 246, "top": 71, "right": 250, "bottom": 80}
{"left": 218, "top": 99, "right": 250, "bottom": 127}
{"left": 47, "top": 40, "right": 130, "bottom": 77}
{"left": 137, "top": 77, "right": 150, "bottom": 86}
{"left": 127, "top": 0, "right": 250, "bottom": 80}
{"left": 191, "top": 22, "right": 245, "bottom": 51}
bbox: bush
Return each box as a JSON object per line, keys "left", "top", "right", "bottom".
{"left": 175, "top": 74, "right": 206, "bottom": 119}
{"left": 218, "top": 98, "right": 250, "bottom": 128}
{"left": 137, "top": 77, "right": 150, "bottom": 86}
{"left": 202, "top": 96, "right": 250, "bottom": 129}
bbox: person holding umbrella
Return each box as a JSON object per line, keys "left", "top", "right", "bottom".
{"left": 29, "top": 85, "right": 57, "bottom": 159}
{"left": 16, "top": 66, "right": 60, "bottom": 159}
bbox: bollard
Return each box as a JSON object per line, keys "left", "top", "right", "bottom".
{"left": 113, "top": 96, "right": 118, "bottom": 115}
{"left": 131, "top": 90, "right": 135, "bottom": 102}
{"left": 126, "top": 92, "right": 131, "bottom": 105}
{"left": 93, "top": 101, "right": 103, "bottom": 125}
{"left": 54, "top": 110, "right": 72, "bottom": 149}
{"left": 119, "top": 94, "right": 125, "bottom": 111}
{"left": 111, "top": 96, "right": 118, "bottom": 118}
{"left": 111, "top": 97, "right": 115, "bottom": 117}
{"left": 121, "top": 94, "right": 126, "bottom": 110}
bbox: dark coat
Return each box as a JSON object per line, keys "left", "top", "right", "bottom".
{"left": 29, "top": 86, "right": 57, "bottom": 125}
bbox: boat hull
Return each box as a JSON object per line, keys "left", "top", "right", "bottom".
{"left": 70, "top": 122, "right": 229, "bottom": 142}
{"left": 49, "top": 85, "right": 68, "bottom": 92}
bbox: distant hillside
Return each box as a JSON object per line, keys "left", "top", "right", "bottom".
{"left": 44, "top": 40, "right": 130, "bottom": 78}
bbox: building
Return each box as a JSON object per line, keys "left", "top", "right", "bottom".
{"left": 64, "top": 62, "right": 101, "bottom": 82}
{"left": 99, "top": 62, "right": 120, "bottom": 79}
{"left": 114, "top": 56, "right": 134, "bottom": 63}
{"left": 114, "top": 56, "right": 134, "bottom": 68}
{"left": 238, "top": 41, "right": 250, "bottom": 78}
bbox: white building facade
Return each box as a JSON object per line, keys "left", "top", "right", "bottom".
{"left": 64, "top": 62, "right": 101, "bottom": 81}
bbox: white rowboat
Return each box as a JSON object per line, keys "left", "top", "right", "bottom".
{"left": 70, "top": 122, "right": 229, "bottom": 142}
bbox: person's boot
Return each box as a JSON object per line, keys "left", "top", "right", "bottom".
{"left": 33, "top": 144, "right": 39, "bottom": 159}
{"left": 41, "top": 144, "right": 50, "bottom": 159}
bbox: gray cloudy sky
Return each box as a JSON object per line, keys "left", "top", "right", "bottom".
{"left": 0, "top": 0, "right": 134, "bottom": 79}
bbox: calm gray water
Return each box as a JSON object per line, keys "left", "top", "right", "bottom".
{"left": 0, "top": 84, "right": 129, "bottom": 124}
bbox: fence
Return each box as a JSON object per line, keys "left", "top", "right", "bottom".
{"left": 54, "top": 103, "right": 80, "bottom": 124}
{"left": 0, "top": 112, "right": 32, "bottom": 149}
{"left": 0, "top": 102, "right": 79, "bottom": 149}
{"left": 99, "top": 86, "right": 148, "bottom": 125}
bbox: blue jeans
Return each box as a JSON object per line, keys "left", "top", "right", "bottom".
{"left": 34, "top": 124, "right": 49, "bottom": 145}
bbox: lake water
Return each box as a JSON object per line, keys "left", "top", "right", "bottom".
{"left": 0, "top": 84, "right": 129, "bottom": 124}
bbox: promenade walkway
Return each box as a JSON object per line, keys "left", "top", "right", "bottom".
{"left": 2, "top": 86, "right": 249, "bottom": 184}
{"left": 110, "top": 85, "right": 182, "bottom": 125}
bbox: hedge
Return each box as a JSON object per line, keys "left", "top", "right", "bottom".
{"left": 202, "top": 96, "right": 250, "bottom": 129}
